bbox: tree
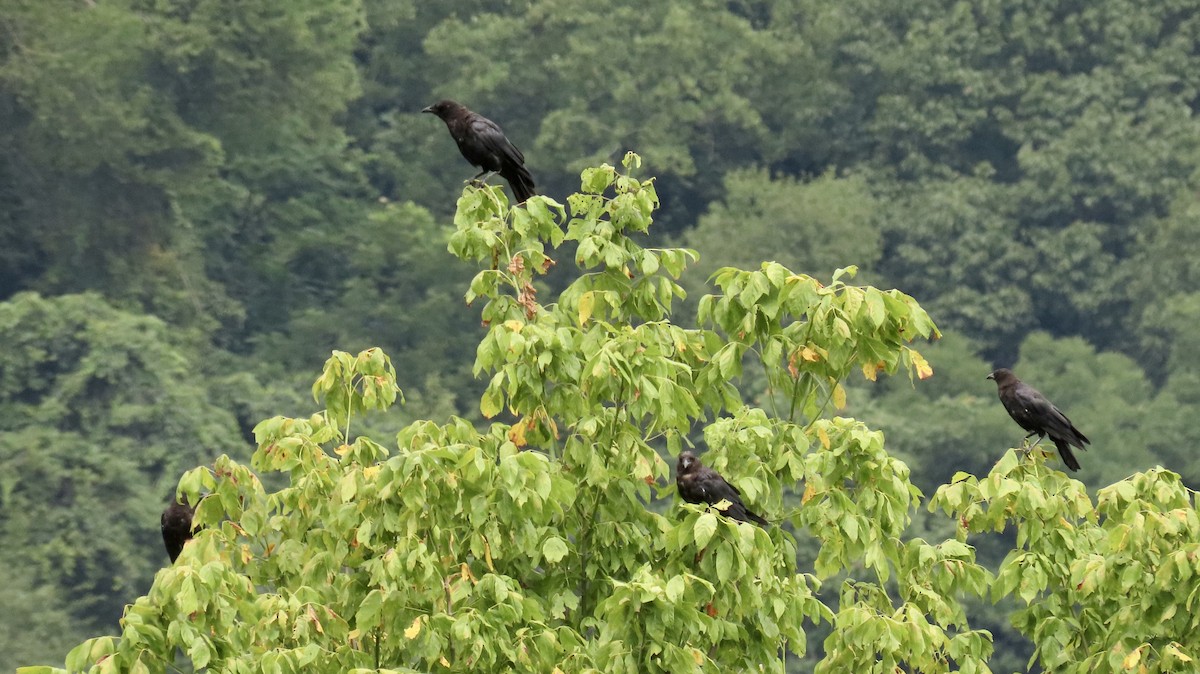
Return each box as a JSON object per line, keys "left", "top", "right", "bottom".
{"left": 27, "top": 157, "right": 1003, "bottom": 673}
{"left": 681, "top": 169, "right": 882, "bottom": 289}
{"left": 0, "top": 0, "right": 373, "bottom": 351}
{"left": 247, "top": 200, "right": 484, "bottom": 428}
{"left": 25, "top": 159, "right": 1200, "bottom": 674}
{"left": 0, "top": 293, "right": 244, "bottom": 670}
{"left": 935, "top": 456, "right": 1200, "bottom": 673}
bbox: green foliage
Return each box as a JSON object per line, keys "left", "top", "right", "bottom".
{"left": 37, "top": 160, "right": 1010, "bottom": 674}
{"left": 0, "top": 563, "right": 80, "bottom": 669}
{"left": 682, "top": 169, "right": 882, "bottom": 294}
{"left": 7, "top": 0, "right": 1200, "bottom": 669}
{"left": 247, "top": 201, "right": 481, "bottom": 426}
{"left": 934, "top": 455, "right": 1200, "bottom": 673}
{"left": 425, "top": 2, "right": 770, "bottom": 178}
{"left": 854, "top": 333, "right": 1018, "bottom": 495}
{"left": 0, "top": 292, "right": 242, "bottom": 662}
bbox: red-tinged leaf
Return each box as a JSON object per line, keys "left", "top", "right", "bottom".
{"left": 910, "top": 349, "right": 934, "bottom": 379}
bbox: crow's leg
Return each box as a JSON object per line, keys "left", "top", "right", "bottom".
{"left": 1019, "top": 432, "right": 1044, "bottom": 449}
{"left": 468, "top": 170, "right": 497, "bottom": 186}
{"left": 1018, "top": 434, "right": 1046, "bottom": 463}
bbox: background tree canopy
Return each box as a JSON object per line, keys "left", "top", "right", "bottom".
{"left": 2, "top": 0, "right": 1200, "bottom": 671}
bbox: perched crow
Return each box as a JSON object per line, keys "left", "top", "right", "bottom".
{"left": 422, "top": 100, "right": 536, "bottom": 203}
{"left": 987, "top": 368, "right": 1089, "bottom": 472}
{"left": 676, "top": 451, "right": 768, "bottom": 526}
{"left": 161, "top": 500, "right": 197, "bottom": 563}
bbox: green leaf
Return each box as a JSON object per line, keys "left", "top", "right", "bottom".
{"left": 666, "top": 575, "right": 685, "bottom": 602}
{"left": 190, "top": 638, "right": 212, "bottom": 669}
{"left": 864, "top": 290, "right": 886, "bottom": 328}
{"left": 480, "top": 385, "right": 503, "bottom": 419}
{"left": 542, "top": 536, "right": 569, "bottom": 564}
{"left": 694, "top": 513, "right": 718, "bottom": 549}
{"left": 842, "top": 516, "right": 859, "bottom": 542}
{"left": 715, "top": 545, "right": 734, "bottom": 583}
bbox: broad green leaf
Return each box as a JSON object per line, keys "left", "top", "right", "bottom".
{"left": 694, "top": 513, "right": 719, "bottom": 549}
{"left": 542, "top": 536, "right": 569, "bottom": 563}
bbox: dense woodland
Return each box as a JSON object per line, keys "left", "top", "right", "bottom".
{"left": 3, "top": 0, "right": 1200, "bottom": 671}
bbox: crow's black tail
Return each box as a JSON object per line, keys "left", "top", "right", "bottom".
{"left": 1054, "top": 438, "right": 1082, "bottom": 472}
{"left": 734, "top": 506, "right": 769, "bottom": 528}
{"left": 503, "top": 164, "right": 536, "bottom": 204}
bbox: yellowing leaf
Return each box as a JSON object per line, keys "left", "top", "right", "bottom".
{"left": 802, "top": 483, "right": 816, "bottom": 505}
{"left": 503, "top": 319, "right": 524, "bottom": 333}
{"left": 911, "top": 349, "right": 934, "bottom": 380}
{"left": 800, "top": 346, "right": 820, "bottom": 362}
{"left": 861, "top": 362, "right": 878, "bottom": 382}
{"left": 579, "top": 290, "right": 595, "bottom": 325}
{"left": 508, "top": 419, "right": 529, "bottom": 447}
{"left": 1165, "top": 644, "right": 1192, "bottom": 663}
{"left": 480, "top": 389, "right": 502, "bottom": 419}
{"left": 1123, "top": 646, "right": 1142, "bottom": 670}
{"left": 404, "top": 616, "right": 422, "bottom": 639}
{"left": 340, "top": 473, "right": 357, "bottom": 502}
{"left": 334, "top": 444, "right": 352, "bottom": 457}
{"left": 832, "top": 383, "right": 847, "bottom": 410}
{"left": 634, "top": 454, "right": 653, "bottom": 481}
{"left": 692, "top": 649, "right": 705, "bottom": 665}
{"left": 817, "top": 426, "right": 831, "bottom": 449}
{"left": 439, "top": 656, "right": 450, "bottom": 667}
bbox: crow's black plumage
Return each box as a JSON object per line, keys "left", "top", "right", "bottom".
{"left": 676, "top": 451, "right": 768, "bottom": 526}
{"left": 422, "top": 100, "right": 536, "bottom": 203}
{"left": 987, "top": 368, "right": 1089, "bottom": 471}
{"left": 161, "top": 500, "right": 197, "bottom": 563}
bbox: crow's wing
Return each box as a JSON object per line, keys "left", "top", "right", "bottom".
{"left": 697, "top": 466, "right": 742, "bottom": 501}
{"left": 1010, "top": 382, "right": 1086, "bottom": 447}
{"left": 465, "top": 114, "right": 525, "bottom": 169}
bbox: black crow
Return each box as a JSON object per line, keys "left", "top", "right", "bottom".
{"left": 161, "top": 500, "right": 197, "bottom": 563}
{"left": 987, "top": 368, "right": 1088, "bottom": 471}
{"left": 676, "top": 451, "right": 768, "bottom": 526}
{"left": 422, "top": 100, "right": 536, "bottom": 203}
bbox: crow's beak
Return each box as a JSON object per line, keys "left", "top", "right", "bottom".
{"left": 985, "top": 373, "right": 995, "bottom": 380}
{"left": 421, "top": 105, "right": 434, "bottom": 114}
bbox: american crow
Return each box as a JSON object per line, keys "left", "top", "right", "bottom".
{"left": 676, "top": 451, "right": 768, "bottom": 526}
{"left": 161, "top": 500, "right": 197, "bottom": 563}
{"left": 422, "top": 100, "right": 536, "bottom": 203}
{"left": 987, "top": 368, "right": 1088, "bottom": 471}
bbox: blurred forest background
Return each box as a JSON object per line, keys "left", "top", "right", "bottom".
{"left": 2, "top": 0, "right": 1200, "bottom": 670}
